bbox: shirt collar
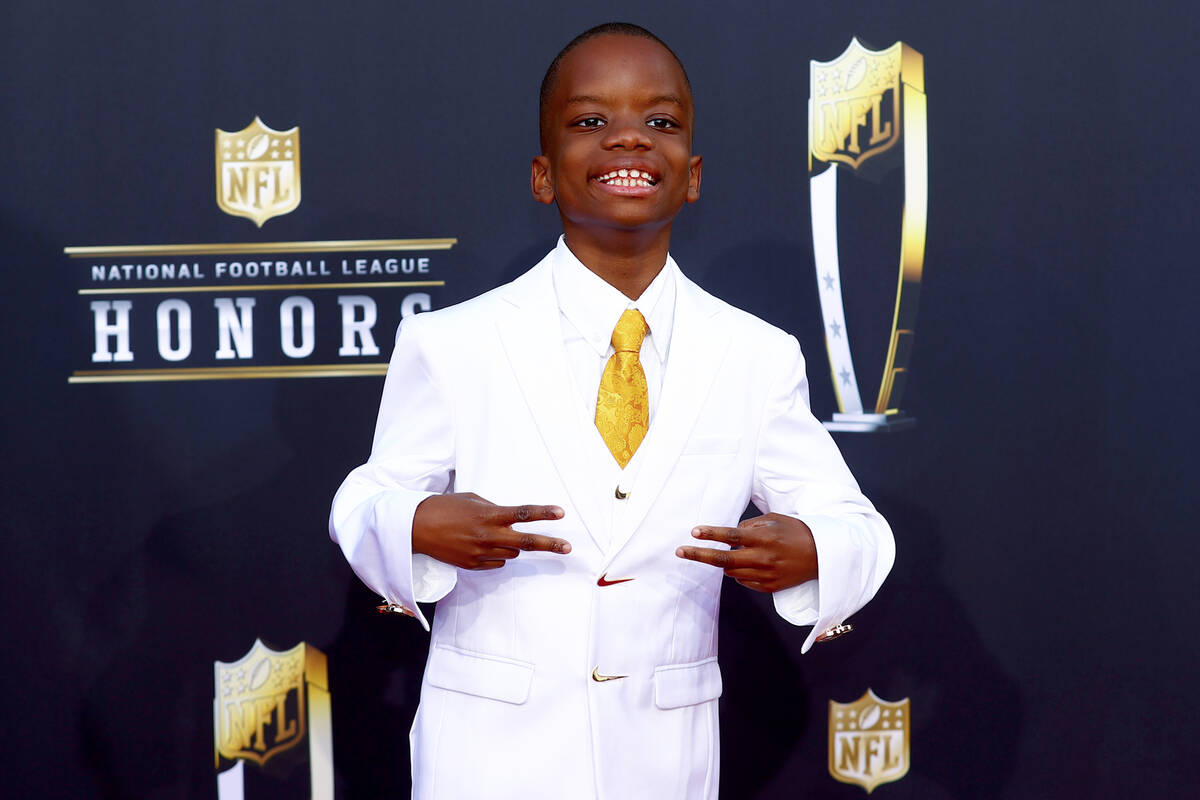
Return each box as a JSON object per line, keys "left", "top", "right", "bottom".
{"left": 552, "top": 235, "right": 676, "bottom": 361}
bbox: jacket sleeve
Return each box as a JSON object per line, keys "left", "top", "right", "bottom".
{"left": 329, "top": 315, "right": 459, "bottom": 630}
{"left": 750, "top": 334, "right": 895, "bottom": 652}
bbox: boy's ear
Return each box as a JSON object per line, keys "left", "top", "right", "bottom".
{"left": 686, "top": 155, "right": 702, "bottom": 203}
{"left": 531, "top": 155, "right": 556, "bottom": 204}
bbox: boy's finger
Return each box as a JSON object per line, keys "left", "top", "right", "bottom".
{"left": 495, "top": 504, "right": 566, "bottom": 524}
{"left": 723, "top": 566, "right": 769, "bottom": 583}
{"left": 675, "top": 545, "right": 742, "bottom": 569}
{"left": 503, "top": 531, "right": 572, "bottom": 554}
{"left": 692, "top": 525, "right": 743, "bottom": 547}
{"left": 485, "top": 546, "right": 521, "bottom": 561}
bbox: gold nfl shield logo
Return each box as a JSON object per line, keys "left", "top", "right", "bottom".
{"left": 214, "top": 639, "right": 309, "bottom": 766}
{"left": 810, "top": 39, "right": 903, "bottom": 171}
{"left": 829, "top": 689, "right": 910, "bottom": 793}
{"left": 216, "top": 117, "right": 300, "bottom": 227}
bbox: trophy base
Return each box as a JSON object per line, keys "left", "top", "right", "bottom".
{"left": 823, "top": 412, "right": 916, "bottom": 433}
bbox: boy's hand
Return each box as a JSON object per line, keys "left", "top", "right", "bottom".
{"left": 412, "top": 493, "right": 571, "bottom": 570}
{"left": 675, "top": 513, "right": 817, "bottom": 593}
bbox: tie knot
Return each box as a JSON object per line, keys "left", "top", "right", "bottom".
{"left": 610, "top": 308, "right": 649, "bottom": 353}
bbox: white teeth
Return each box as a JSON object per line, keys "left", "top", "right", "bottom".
{"left": 597, "top": 170, "right": 655, "bottom": 186}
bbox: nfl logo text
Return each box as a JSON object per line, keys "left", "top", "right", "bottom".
{"left": 828, "top": 689, "right": 910, "bottom": 793}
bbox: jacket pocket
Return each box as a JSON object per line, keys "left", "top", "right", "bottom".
{"left": 653, "top": 657, "right": 723, "bottom": 709}
{"left": 425, "top": 643, "right": 535, "bottom": 705}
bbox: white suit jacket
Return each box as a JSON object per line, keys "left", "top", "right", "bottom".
{"left": 330, "top": 247, "right": 894, "bottom": 799}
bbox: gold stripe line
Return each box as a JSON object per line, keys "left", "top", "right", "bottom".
{"left": 78, "top": 280, "right": 445, "bottom": 295}
{"left": 68, "top": 364, "right": 388, "bottom": 383}
{"left": 64, "top": 238, "right": 457, "bottom": 258}
{"left": 72, "top": 364, "right": 385, "bottom": 375}
{"left": 874, "top": 74, "right": 927, "bottom": 414}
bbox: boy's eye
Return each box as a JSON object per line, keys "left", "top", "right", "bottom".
{"left": 574, "top": 117, "right": 606, "bottom": 128}
{"left": 647, "top": 118, "right": 678, "bottom": 130}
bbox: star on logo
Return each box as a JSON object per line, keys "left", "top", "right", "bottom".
{"left": 830, "top": 320, "right": 843, "bottom": 338}
{"left": 839, "top": 368, "right": 852, "bottom": 386}
{"left": 823, "top": 273, "right": 836, "bottom": 291}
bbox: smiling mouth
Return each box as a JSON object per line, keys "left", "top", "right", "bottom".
{"left": 595, "top": 168, "right": 657, "bottom": 188}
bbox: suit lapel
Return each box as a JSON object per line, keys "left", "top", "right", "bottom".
{"left": 495, "top": 255, "right": 610, "bottom": 552}
{"left": 604, "top": 274, "right": 731, "bottom": 561}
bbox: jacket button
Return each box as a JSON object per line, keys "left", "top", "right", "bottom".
{"left": 614, "top": 484, "right": 629, "bottom": 499}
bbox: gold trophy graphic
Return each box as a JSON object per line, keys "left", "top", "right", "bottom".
{"left": 214, "top": 639, "right": 332, "bottom": 800}
{"left": 809, "top": 39, "right": 926, "bottom": 432}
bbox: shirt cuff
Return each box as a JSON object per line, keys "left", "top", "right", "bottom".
{"left": 772, "top": 581, "right": 829, "bottom": 654}
{"left": 772, "top": 513, "right": 860, "bottom": 652}
{"left": 772, "top": 580, "right": 819, "bottom": 627}
{"left": 368, "top": 489, "right": 438, "bottom": 629}
{"left": 413, "top": 554, "right": 458, "bottom": 604}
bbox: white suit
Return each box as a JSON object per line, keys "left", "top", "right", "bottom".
{"left": 330, "top": 243, "right": 894, "bottom": 799}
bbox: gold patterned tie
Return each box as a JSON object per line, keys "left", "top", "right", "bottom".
{"left": 595, "top": 309, "right": 650, "bottom": 468}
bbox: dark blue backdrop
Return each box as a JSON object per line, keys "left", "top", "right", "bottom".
{"left": 2, "top": 1, "right": 1196, "bottom": 797}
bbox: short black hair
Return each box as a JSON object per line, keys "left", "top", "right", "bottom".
{"left": 538, "top": 22, "right": 692, "bottom": 153}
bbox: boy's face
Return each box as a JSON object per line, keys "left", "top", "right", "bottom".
{"left": 532, "top": 35, "right": 701, "bottom": 237}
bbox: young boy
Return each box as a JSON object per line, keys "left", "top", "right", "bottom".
{"left": 331, "top": 22, "right": 893, "bottom": 799}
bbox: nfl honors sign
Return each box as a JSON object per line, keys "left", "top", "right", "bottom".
{"left": 829, "top": 689, "right": 911, "bottom": 793}
{"left": 808, "top": 39, "right": 928, "bottom": 432}
{"left": 64, "top": 116, "right": 456, "bottom": 383}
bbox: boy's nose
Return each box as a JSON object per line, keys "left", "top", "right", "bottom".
{"left": 601, "top": 119, "right": 651, "bottom": 150}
